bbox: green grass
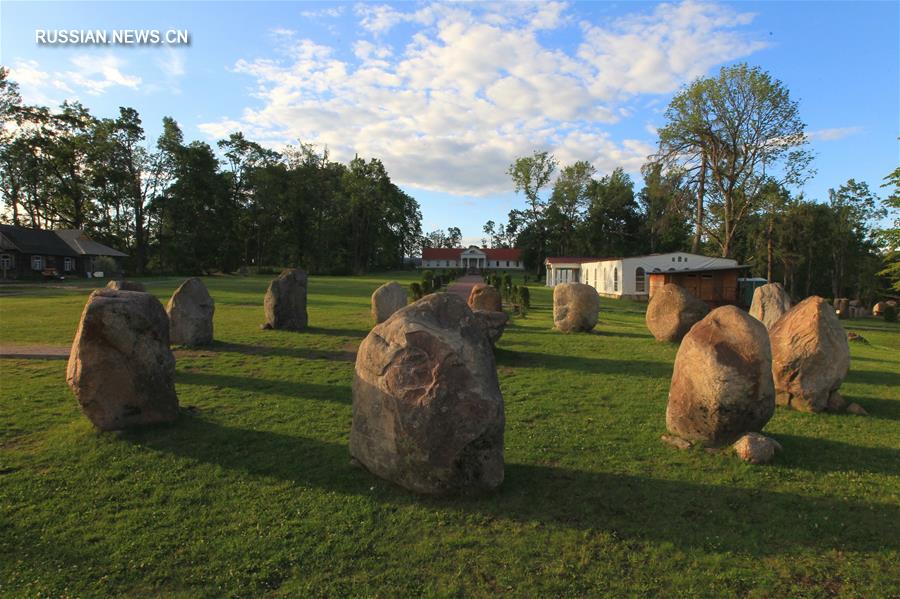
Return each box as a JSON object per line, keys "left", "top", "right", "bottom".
{"left": 1, "top": 274, "right": 898, "bottom": 597}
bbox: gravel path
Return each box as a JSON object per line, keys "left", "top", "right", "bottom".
{"left": 446, "top": 275, "right": 484, "bottom": 301}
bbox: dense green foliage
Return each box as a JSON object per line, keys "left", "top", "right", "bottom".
{"left": 1, "top": 276, "right": 898, "bottom": 596}
{"left": 0, "top": 69, "right": 422, "bottom": 276}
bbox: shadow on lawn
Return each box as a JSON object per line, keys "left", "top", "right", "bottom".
{"left": 212, "top": 341, "right": 356, "bottom": 362}
{"left": 177, "top": 371, "right": 351, "bottom": 404}
{"left": 495, "top": 348, "right": 673, "bottom": 379}
{"left": 773, "top": 433, "right": 900, "bottom": 475}
{"left": 124, "top": 415, "right": 900, "bottom": 556}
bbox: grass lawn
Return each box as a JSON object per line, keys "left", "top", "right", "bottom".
{"left": 1, "top": 273, "right": 898, "bottom": 597}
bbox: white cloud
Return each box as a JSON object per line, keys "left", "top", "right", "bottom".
{"left": 200, "top": 1, "right": 766, "bottom": 195}
{"left": 157, "top": 47, "right": 186, "bottom": 78}
{"left": 300, "top": 6, "right": 345, "bottom": 18}
{"left": 806, "top": 126, "right": 863, "bottom": 142}
{"left": 9, "top": 55, "right": 142, "bottom": 105}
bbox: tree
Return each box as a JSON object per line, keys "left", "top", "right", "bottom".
{"left": 877, "top": 166, "right": 900, "bottom": 291}
{"left": 584, "top": 168, "right": 643, "bottom": 257}
{"left": 508, "top": 150, "right": 557, "bottom": 272}
{"left": 546, "top": 161, "right": 594, "bottom": 255}
{"left": 828, "top": 179, "right": 885, "bottom": 298}
{"left": 638, "top": 162, "right": 692, "bottom": 254}
{"left": 655, "top": 63, "right": 814, "bottom": 257}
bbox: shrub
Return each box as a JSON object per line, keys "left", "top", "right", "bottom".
{"left": 884, "top": 304, "right": 898, "bottom": 322}
{"left": 519, "top": 286, "right": 530, "bottom": 308}
{"left": 410, "top": 282, "right": 423, "bottom": 300}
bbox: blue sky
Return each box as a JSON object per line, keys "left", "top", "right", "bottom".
{"left": 2, "top": 1, "right": 897, "bottom": 244}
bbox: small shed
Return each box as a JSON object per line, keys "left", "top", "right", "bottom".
{"left": 648, "top": 264, "right": 749, "bottom": 307}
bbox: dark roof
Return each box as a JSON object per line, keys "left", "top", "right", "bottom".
{"left": 648, "top": 264, "right": 749, "bottom": 274}
{"left": 0, "top": 224, "right": 78, "bottom": 257}
{"left": 55, "top": 229, "right": 128, "bottom": 257}
{"left": 544, "top": 256, "right": 609, "bottom": 264}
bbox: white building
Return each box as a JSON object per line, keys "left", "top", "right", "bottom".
{"left": 545, "top": 252, "right": 740, "bottom": 299}
{"left": 421, "top": 246, "right": 525, "bottom": 270}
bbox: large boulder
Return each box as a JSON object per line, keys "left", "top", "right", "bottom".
{"left": 467, "top": 283, "right": 502, "bottom": 312}
{"left": 350, "top": 293, "right": 505, "bottom": 495}
{"left": 749, "top": 282, "right": 791, "bottom": 330}
{"left": 666, "top": 306, "right": 775, "bottom": 447}
{"left": 873, "top": 301, "right": 886, "bottom": 317}
{"left": 106, "top": 280, "right": 145, "bottom": 292}
{"left": 371, "top": 281, "right": 407, "bottom": 324}
{"left": 553, "top": 282, "right": 600, "bottom": 332}
{"left": 263, "top": 268, "right": 308, "bottom": 331}
{"left": 645, "top": 284, "right": 710, "bottom": 342}
{"left": 66, "top": 289, "right": 178, "bottom": 431}
{"left": 167, "top": 277, "right": 214, "bottom": 346}
{"left": 770, "top": 296, "right": 850, "bottom": 412}
{"left": 473, "top": 309, "right": 509, "bottom": 347}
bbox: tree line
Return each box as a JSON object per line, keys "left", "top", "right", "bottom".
{"left": 489, "top": 64, "right": 898, "bottom": 302}
{"left": 0, "top": 67, "right": 423, "bottom": 275}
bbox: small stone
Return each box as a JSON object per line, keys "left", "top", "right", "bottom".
{"left": 847, "top": 331, "right": 868, "bottom": 344}
{"left": 660, "top": 434, "right": 692, "bottom": 450}
{"left": 846, "top": 403, "right": 869, "bottom": 416}
{"left": 472, "top": 309, "right": 509, "bottom": 346}
{"left": 733, "top": 433, "right": 780, "bottom": 465}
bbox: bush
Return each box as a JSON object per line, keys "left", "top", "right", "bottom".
{"left": 519, "top": 286, "right": 530, "bottom": 308}
{"left": 884, "top": 304, "right": 898, "bottom": 322}
{"left": 93, "top": 256, "right": 118, "bottom": 276}
{"left": 410, "top": 282, "right": 423, "bottom": 300}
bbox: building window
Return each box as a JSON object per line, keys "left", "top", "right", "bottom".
{"left": 31, "top": 255, "right": 43, "bottom": 271}
{"left": 635, "top": 267, "right": 646, "bottom": 293}
{"left": 613, "top": 267, "right": 618, "bottom": 292}
{"left": 0, "top": 254, "right": 13, "bottom": 270}
{"left": 64, "top": 257, "right": 74, "bottom": 271}
{"left": 672, "top": 257, "right": 675, "bottom": 262}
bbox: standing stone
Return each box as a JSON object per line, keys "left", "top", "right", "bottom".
{"left": 263, "top": 268, "right": 308, "bottom": 331}
{"left": 749, "top": 282, "right": 792, "bottom": 330}
{"left": 645, "top": 284, "right": 710, "bottom": 342}
{"left": 873, "top": 302, "right": 886, "bottom": 317}
{"left": 553, "top": 282, "right": 600, "bottom": 332}
{"left": 106, "top": 280, "right": 145, "bottom": 292}
{"left": 834, "top": 298, "right": 850, "bottom": 319}
{"left": 468, "top": 283, "right": 502, "bottom": 312}
{"left": 770, "top": 296, "right": 850, "bottom": 412}
{"left": 473, "top": 309, "right": 509, "bottom": 347}
{"left": 351, "top": 293, "right": 505, "bottom": 495}
{"left": 167, "top": 277, "right": 215, "bottom": 346}
{"left": 371, "top": 281, "right": 408, "bottom": 324}
{"left": 666, "top": 306, "right": 775, "bottom": 446}
{"left": 67, "top": 289, "right": 178, "bottom": 431}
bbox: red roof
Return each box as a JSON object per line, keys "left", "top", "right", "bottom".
{"left": 484, "top": 248, "right": 521, "bottom": 260}
{"left": 422, "top": 247, "right": 522, "bottom": 261}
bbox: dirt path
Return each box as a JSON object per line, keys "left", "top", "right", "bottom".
{"left": 0, "top": 344, "right": 71, "bottom": 360}
{"left": 446, "top": 275, "right": 484, "bottom": 301}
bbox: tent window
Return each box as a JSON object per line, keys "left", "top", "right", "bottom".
{"left": 635, "top": 267, "right": 646, "bottom": 293}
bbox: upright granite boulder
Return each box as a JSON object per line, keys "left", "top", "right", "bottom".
{"left": 646, "top": 284, "right": 709, "bottom": 342}
{"left": 749, "top": 282, "right": 792, "bottom": 330}
{"left": 263, "top": 268, "right": 308, "bottom": 331}
{"left": 666, "top": 306, "right": 775, "bottom": 446}
{"left": 106, "top": 280, "right": 145, "bottom": 292}
{"left": 553, "top": 282, "right": 600, "bottom": 332}
{"left": 67, "top": 288, "right": 178, "bottom": 431}
{"left": 371, "top": 281, "right": 407, "bottom": 324}
{"left": 351, "top": 293, "right": 505, "bottom": 495}
{"left": 167, "top": 277, "right": 215, "bottom": 346}
{"left": 769, "top": 296, "right": 850, "bottom": 412}
{"left": 834, "top": 298, "right": 850, "bottom": 319}
{"left": 467, "top": 283, "right": 502, "bottom": 312}
{"left": 473, "top": 309, "right": 509, "bottom": 347}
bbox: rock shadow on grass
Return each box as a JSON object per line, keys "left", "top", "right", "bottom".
{"left": 122, "top": 415, "right": 900, "bottom": 557}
